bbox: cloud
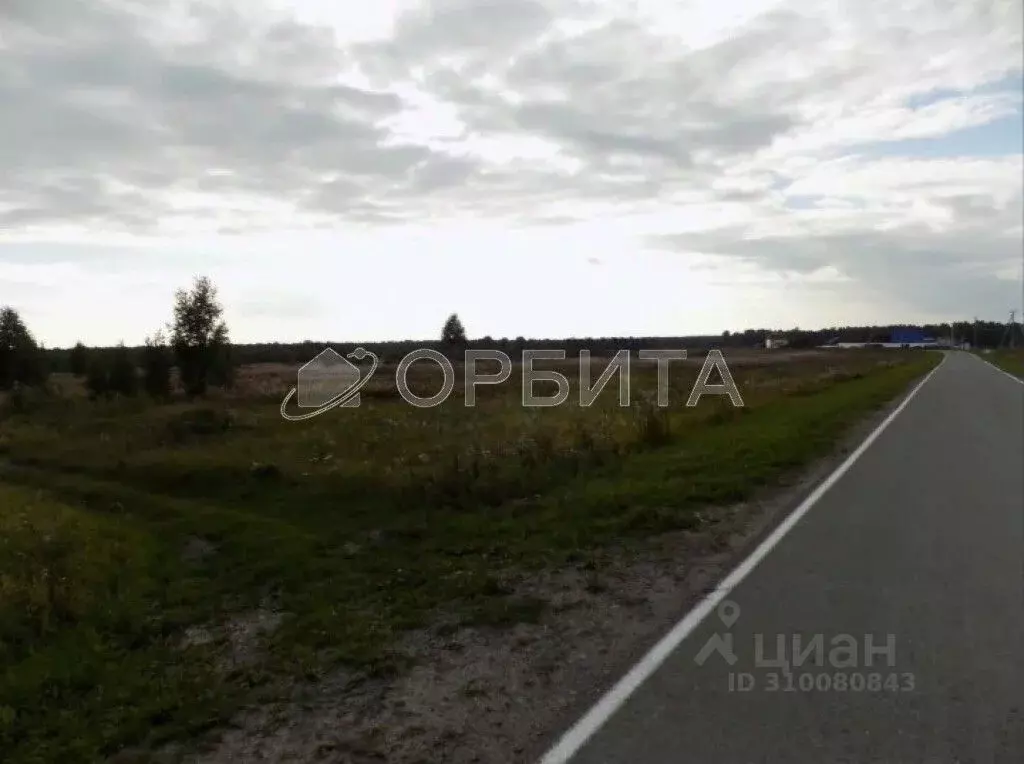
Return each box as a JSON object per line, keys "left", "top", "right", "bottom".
{"left": 649, "top": 169, "right": 1024, "bottom": 315}
{"left": 0, "top": 0, "right": 466, "bottom": 232}
{"left": 0, "top": 0, "right": 1021, "bottom": 338}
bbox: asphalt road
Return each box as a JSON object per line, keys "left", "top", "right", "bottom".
{"left": 547, "top": 351, "right": 1024, "bottom": 764}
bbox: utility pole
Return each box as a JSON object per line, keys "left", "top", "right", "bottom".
{"left": 973, "top": 317, "right": 978, "bottom": 349}
{"left": 998, "top": 310, "right": 1021, "bottom": 349}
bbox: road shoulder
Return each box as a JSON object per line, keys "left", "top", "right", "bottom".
{"left": 184, "top": 360, "right": 942, "bottom": 764}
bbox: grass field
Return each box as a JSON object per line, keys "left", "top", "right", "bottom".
{"left": 979, "top": 348, "right": 1024, "bottom": 379}
{"left": 0, "top": 348, "right": 941, "bottom": 762}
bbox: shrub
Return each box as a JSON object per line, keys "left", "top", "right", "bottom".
{"left": 142, "top": 332, "right": 172, "bottom": 399}
{"left": 634, "top": 398, "right": 672, "bottom": 448}
{"left": 69, "top": 342, "right": 88, "bottom": 377}
{"left": 164, "top": 406, "right": 234, "bottom": 443}
{"left": 0, "top": 307, "right": 47, "bottom": 389}
{"left": 85, "top": 358, "right": 111, "bottom": 400}
{"left": 107, "top": 343, "right": 138, "bottom": 397}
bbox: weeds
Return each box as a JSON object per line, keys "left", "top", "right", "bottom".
{"left": 980, "top": 349, "right": 1024, "bottom": 379}
{"left": 164, "top": 406, "right": 235, "bottom": 443}
{"left": 0, "top": 349, "right": 940, "bottom": 762}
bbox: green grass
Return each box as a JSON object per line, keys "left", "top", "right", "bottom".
{"left": 0, "top": 350, "right": 940, "bottom": 762}
{"left": 0, "top": 485, "right": 232, "bottom": 763}
{"left": 978, "top": 349, "right": 1024, "bottom": 379}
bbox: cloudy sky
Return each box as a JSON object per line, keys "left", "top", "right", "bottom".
{"left": 1, "top": 0, "right": 1022, "bottom": 347}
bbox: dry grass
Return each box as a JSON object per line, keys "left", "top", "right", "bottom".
{"left": 0, "top": 348, "right": 940, "bottom": 762}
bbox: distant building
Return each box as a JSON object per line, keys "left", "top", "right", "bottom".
{"left": 765, "top": 336, "right": 789, "bottom": 349}
{"left": 890, "top": 327, "right": 936, "bottom": 345}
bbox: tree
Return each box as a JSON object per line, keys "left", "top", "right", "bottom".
{"left": 142, "top": 330, "right": 172, "bottom": 399}
{"left": 787, "top": 329, "right": 816, "bottom": 349}
{"left": 0, "top": 306, "right": 46, "bottom": 389}
{"left": 107, "top": 343, "right": 138, "bottom": 396}
{"left": 441, "top": 313, "right": 467, "bottom": 346}
{"left": 207, "top": 340, "right": 235, "bottom": 389}
{"left": 85, "top": 356, "right": 110, "bottom": 400}
{"left": 169, "top": 276, "right": 231, "bottom": 397}
{"left": 69, "top": 341, "right": 88, "bottom": 376}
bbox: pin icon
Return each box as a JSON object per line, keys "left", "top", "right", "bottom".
{"left": 717, "top": 600, "right": 740, "bottom": 628}
{"left": 694, "top": 600, "right": 741, "bottom": 666}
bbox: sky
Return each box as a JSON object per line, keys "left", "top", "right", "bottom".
{"left": 1, "top": 0, "right": 1022, "bottom": 347}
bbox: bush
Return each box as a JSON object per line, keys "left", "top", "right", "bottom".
{"left": 142, "top": 333, "right": 172, "bottom": 399}
{"left": 164, "top": 406, "right": 234, "bottom": 443}
{"left": 69, "top": 342, "right": 88, "bottom": 377}
{"left": 0, "top": 307, "right": 47, "bottom": 390}
{"left": 634, "top": 398, "right": 672, "bottom": 448}
{"left": 0, "top": 383, "right": 54, "bottom": 418}
{"left": 85, "top": 359, "right": 111, "bottom": 400}
{"left": 107, "top": 344, "right": 138, "bottom": 397}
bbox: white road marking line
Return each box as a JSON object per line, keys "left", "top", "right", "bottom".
{"left": 537, "top": 354, "right": 948, "bottom": 764}
{"left": 972, "top": 352, "right": 1024, "bottom": 385}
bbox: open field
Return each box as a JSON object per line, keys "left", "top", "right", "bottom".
{"left": 0, "top": 349, "right": 941, "bottom": 763}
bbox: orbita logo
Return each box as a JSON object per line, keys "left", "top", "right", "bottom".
{"left": 279, "top": 347, "right": 745, "bottom": 421}
{"left": 279, "top": 347, "right": 379, "bottom": 421}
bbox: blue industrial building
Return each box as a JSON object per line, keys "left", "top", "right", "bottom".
{"left": 823, "top": 327, "right": 941, "bottom": 349}
{"left": 890, "top": 327, "right": 935, "bottom": 344}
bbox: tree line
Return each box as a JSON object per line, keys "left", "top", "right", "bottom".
{"left": 3, "top": 296, "right": 1017, "bottom": 400}
{"left": 55, "top": 318, "right": 1013, "bottom": 368}
{"left": 1, "top": 276, "right": 232, "bottom": 401}
{"left": 729, "top": 321, "right": 1014, "bottom": 349}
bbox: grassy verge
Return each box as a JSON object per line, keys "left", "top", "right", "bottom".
{"left": 0, "top": 485, "right": 231, "bottom": 763}
{"left": 0, "top": 350, "right": 940, "bottom": 762}
{"left": 976, "top": 349, "right": 1024, "bottom": 379}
